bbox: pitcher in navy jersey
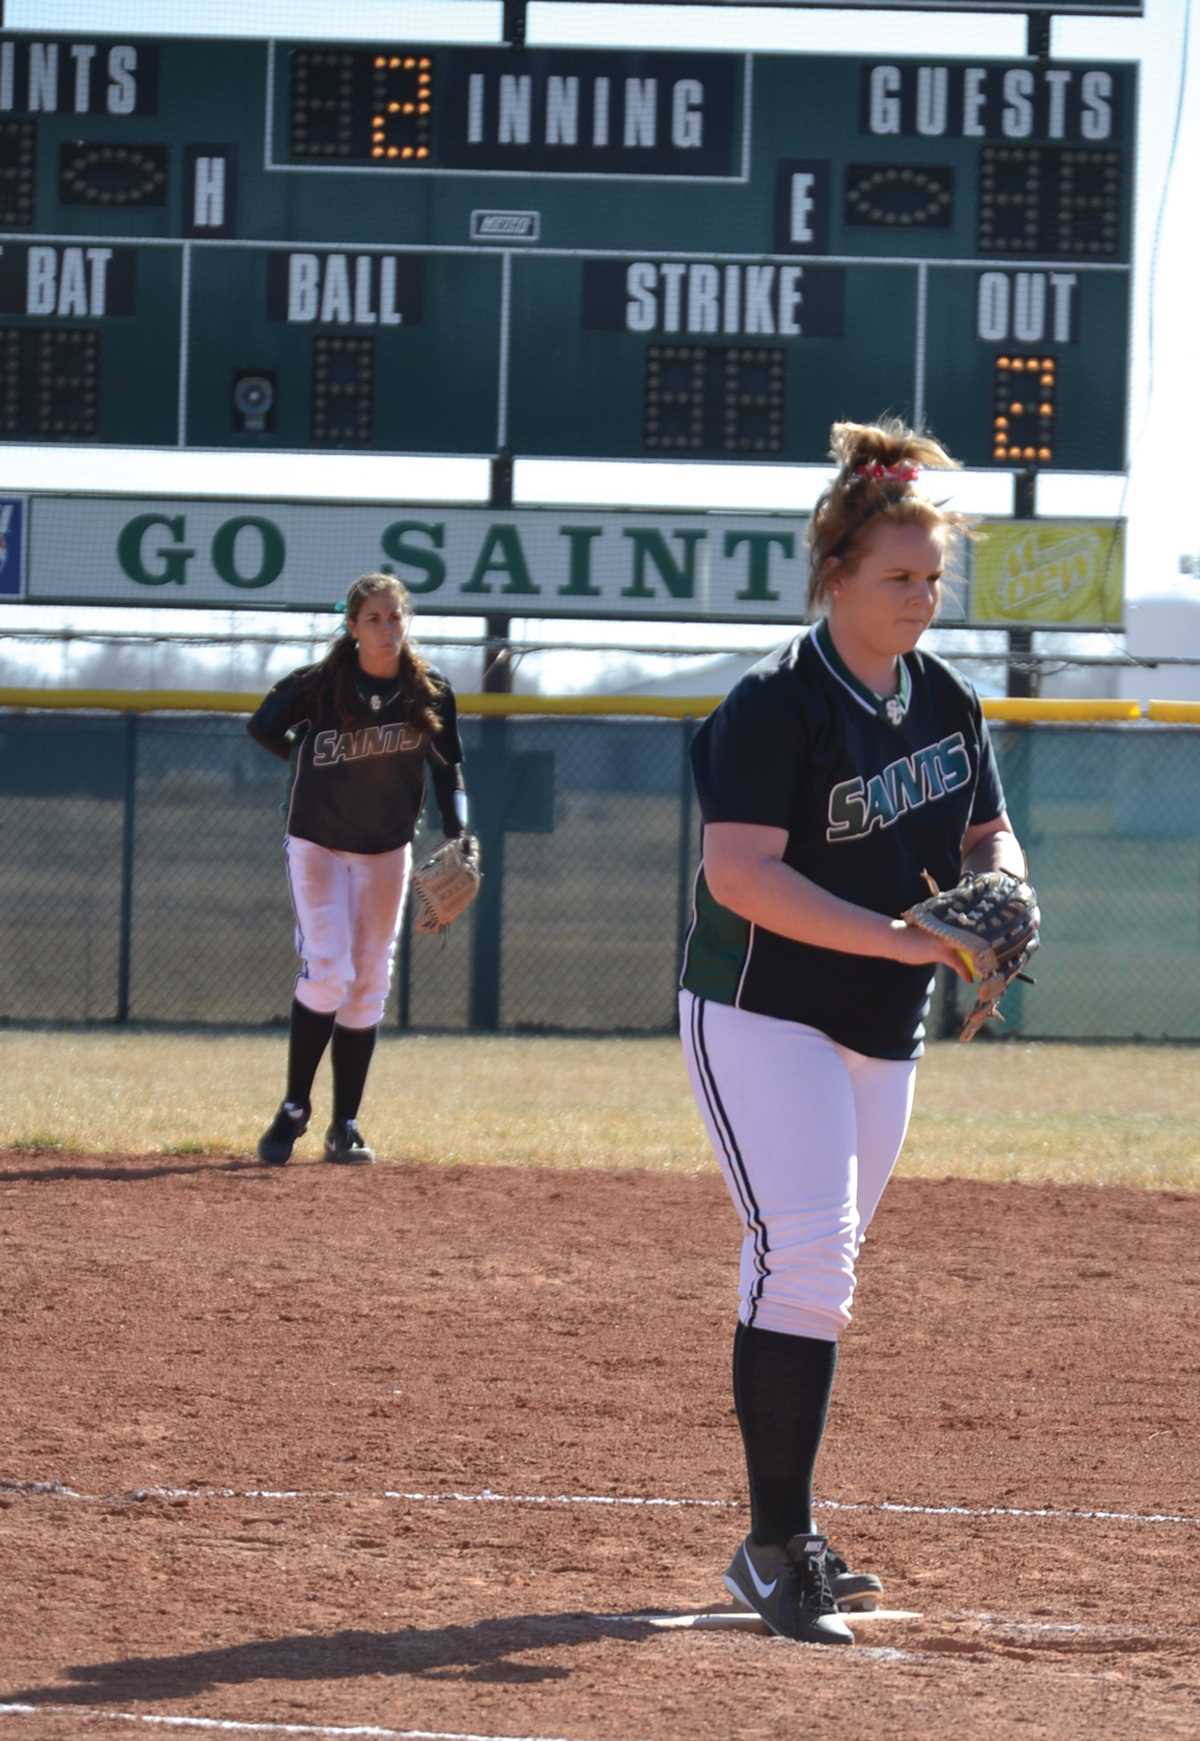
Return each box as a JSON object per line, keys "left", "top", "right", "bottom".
{"left": 679, "top": 419, "right": 1030, "bottom": 1644}
{"left": 247, "top": 573, "right": 469, "bottom": 1167}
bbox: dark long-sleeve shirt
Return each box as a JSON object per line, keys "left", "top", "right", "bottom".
{"left": 247, "top": 661, "right": 465, "bottom": 854}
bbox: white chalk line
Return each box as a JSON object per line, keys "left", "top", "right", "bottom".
{"left": 2, "top": 1480, "right": 1197, "bottom": 1531}
{"left": 0, "top": 1708, "right": 606, "bottom": 1741}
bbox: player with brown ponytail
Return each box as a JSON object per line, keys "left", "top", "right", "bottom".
{"left": 319, "top": 582, "right": 444, "bottom": 737}
{"left": 247, "top": 573, "right": 469, "bottom": 1166}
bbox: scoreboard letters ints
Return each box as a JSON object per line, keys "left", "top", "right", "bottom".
{"left": 0, "top": 33, "right": 1136, "bottom": 470}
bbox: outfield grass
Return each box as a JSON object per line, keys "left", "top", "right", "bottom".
{"left": 4, "top": 1029, "right": 1197, "bottom": 1191}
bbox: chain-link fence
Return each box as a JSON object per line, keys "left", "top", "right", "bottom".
{"left": 2, "top": 708, "right": 1198, "bottom": 1040}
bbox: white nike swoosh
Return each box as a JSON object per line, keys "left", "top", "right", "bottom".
{"left": 742, "top": 1549, "right": 777, "bottom": 1600}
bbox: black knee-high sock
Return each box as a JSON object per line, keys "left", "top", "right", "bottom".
{"left": 284, "top": 998, "right": 336, "bottom": 1110}
{"left": 331, "top": 1023, "right": 378, "bottom": 1122}
{"left": 733, "top": 1320, "right": 838, "bottom": 1546}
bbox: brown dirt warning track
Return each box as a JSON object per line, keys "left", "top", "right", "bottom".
{"left": 2, "top": 1153, "right": 1199, "bottom": 1741}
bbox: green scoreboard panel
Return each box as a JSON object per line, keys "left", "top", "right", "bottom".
{"left": 0, "top": 33, "right": 1136, "bottom": 469}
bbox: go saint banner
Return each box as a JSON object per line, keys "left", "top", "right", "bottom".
{"left": 17, "top": 492, "right": 1122, "bottom": 629}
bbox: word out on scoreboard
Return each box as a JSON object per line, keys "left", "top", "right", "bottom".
{"left": 0, "top": 33, "right": 1135, "bottom": 469}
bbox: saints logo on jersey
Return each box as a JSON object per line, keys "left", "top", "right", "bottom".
{"left": 311, "top": 723, "right": 423, "bottom": 767}
{"left": 826, "top": 732, "right": 972, "bottom": 844}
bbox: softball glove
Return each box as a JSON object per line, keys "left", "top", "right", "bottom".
{"left": 903, "top": 868, "right": 1040, "bottom": 1043}
{"left": 411, "top": 833, "right": 482, "bottom": 935}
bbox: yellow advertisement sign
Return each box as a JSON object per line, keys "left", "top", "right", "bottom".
{"left": 971, "top": 521, "right": 1125, "bottom": 628}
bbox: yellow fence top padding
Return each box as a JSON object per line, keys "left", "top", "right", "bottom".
{"left": 0, "top": 688, "right": 1187, "bottom": 725}
{"left": 460, "top": 693, "right": 713, "bottom": 718}
{"left": 1145, "top": 701, "right": 1200, "bottom": 725}
{"left": 0, "top": 688, "right": 259, "bottom": 714}
{"left": 981, "top": 698, "right": 1141, "bottom": 723}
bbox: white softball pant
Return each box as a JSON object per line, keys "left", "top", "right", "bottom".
{"left": 679, "top": 990, "right": 917, "bottom": 1344}
{"left": 284, "top": 835, "right": 412, "bottom": 1029}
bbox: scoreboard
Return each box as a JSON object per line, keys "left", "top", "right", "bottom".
{"left": 0, "top": 33, "right": 1136, "bottom": 469}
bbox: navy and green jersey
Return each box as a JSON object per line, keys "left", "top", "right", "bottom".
{"left": 680, "top": 619, "right": 1005, "bottom": 1059}
{"left": 247, "top": 661, "right": 464, "bottom": 854}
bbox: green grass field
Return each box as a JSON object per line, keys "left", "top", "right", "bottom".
{"left": 4, "top": 1030, "right": 1197, "bottom": 1191}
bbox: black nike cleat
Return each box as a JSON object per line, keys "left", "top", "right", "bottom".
{"left": 723, "top": 1533, "right": 854, "bottom": 1644}
{"left": 825, "top": 1545, "right": 884, "bottom": 1612}
{"left": 324, "top": 1119, "right": 376, "bottom": 1165}
{"left": 257, "top": 1101, "right": 310, "bottom": 1166}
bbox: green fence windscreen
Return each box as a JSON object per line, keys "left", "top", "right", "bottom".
{"left": 2, "top": 711, "right": 1196, "bottom": 1040}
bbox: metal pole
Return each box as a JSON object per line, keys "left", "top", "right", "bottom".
{"left": 116, "top": 710, "right": 138, "bottom": 1023}
{"left": 502, "top": 0, "right": 527, "bottom": 48}
{"left": 490, "top": 448, "right": 514, "bottom": 509}
{"left": 1008, "top": 469, "right": 1037, "bottom": 701}
{"left": 1003, "top": 468, "right": 1039, "bottom": 1035}
{"left": 396, "top": 901, "right": 413, "bottom": 1030}
{"left": 468, "top": 455, "right": 515, "bottom": 1030}
{"left": 673, "top": 719, "right": 696, "bottom": 1032}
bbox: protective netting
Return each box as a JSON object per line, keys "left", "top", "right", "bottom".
{"left": 2, "top": 709, "right": 1198, "bottom": 1040}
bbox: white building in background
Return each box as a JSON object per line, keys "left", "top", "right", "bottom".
{"left": 612, "top": 650, "right": 762, "bottom": 701}
{"left": 1116, "top": 597, "right": 1200, "bottom": 706}
{"left": 611, "top": 640, "right": 1011, "bottom": 702}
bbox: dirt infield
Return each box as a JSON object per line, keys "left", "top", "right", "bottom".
{"left": 2, "top": 1152, "right": 1199, "bottom": 1740}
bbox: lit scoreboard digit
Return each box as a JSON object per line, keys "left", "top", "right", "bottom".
{"left": 0, "top": 33, "right": 1136, "bottom": 469}
{"left": 289, "top": 48, "right": 434, "bottom": 163}
{"left": 992, "top": 354, "right": 1057, "bottom": 466}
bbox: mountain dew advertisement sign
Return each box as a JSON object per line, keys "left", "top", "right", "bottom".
{"left": 972, "top": 521, "right": 1124, "bottom": 627}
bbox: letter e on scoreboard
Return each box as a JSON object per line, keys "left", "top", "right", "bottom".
{"left": 773, "top": 160, "right": 830, "bottom": 255}
{"left": 184, "top": 145, "right": 238, "bottom": 237}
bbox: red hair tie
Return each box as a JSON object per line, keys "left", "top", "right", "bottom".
{"left": 853, "top": 461, "right": 919, "bottom": 482}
